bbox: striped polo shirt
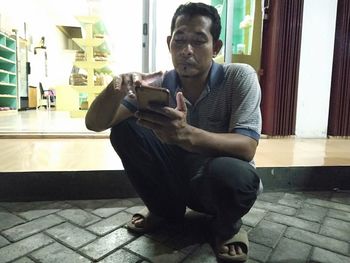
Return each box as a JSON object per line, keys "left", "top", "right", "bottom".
{"left": 122, "top": 62, "right": 262, "bottom": 142}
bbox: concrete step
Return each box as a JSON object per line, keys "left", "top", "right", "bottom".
{"left": 1, "top": 166, "right": 349, "bottom": 201}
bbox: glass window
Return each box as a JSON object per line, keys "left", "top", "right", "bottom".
{"left": 100, "top": 0, "right": 143, "bottom": 74}
{"left": 213, "top": 0, "right": 255, "bottom": 56}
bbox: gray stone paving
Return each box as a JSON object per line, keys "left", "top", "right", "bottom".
{"left": 0, "top": 191, "right": 349, "bottom": 263}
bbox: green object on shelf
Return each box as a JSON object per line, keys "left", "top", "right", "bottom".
{"left": 0, "top": 31, "right": 17, "bottom": 110}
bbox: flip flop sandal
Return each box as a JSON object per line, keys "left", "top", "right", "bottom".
{"left": 216, "top": 229, "right": 249, "bottom": 262}
{"left": 126, "top": 207, "right": 163, "bottom": 234}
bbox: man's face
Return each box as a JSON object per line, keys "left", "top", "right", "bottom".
{"left": 168, "top": 15, "right": 219, "bottom": 78}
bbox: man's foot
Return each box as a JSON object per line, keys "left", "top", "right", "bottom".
{"left": 126, "top": 207, "right": 164, "bottom": 234}
{"left": 214, "top": 229, "right": 249, "bottom": 262}
{"left": 215, "top": 238, "right": 244, "bottom": 256}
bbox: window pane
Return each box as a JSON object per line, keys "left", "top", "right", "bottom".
{"left": 100, "top": 0, "right": 143, "bottom": 74}
{"left": 213, "top": 0, "right": 256, "bottom": 56}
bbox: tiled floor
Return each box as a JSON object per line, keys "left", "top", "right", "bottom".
{"left": 0, "top": 110, "right": 109, "bottom": 136}
{"left": 1, "top": 110, "right": 350, "bottom": 172}
{"left": 1, "top": 110, "right": 349, "bottom": 262}
{"left": 0, "top": 191, "right": 350, "bottom": 263}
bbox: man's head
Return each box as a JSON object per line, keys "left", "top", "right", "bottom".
{"left": 170, "top": 2, "right": 222, "bottom": 42}
{"left": 167, "top": 2, "right": 223, "bottom": 79}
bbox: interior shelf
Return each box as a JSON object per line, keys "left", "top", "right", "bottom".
{"left": 68, "top": 16, "right": 111, "bottom": 117}
{"left": 0, "top": 31, "right": 17, "bottom": 111}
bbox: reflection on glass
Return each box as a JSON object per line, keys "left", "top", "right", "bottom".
{"left": 212, "top": 0, "right": 255, "bottom": 55}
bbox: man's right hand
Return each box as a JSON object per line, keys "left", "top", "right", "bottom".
{"left": 86, "top": 71, "right": 163, "bottom": 132}
{"left": 114, "top": 71, "right": 163, "bottom": 99}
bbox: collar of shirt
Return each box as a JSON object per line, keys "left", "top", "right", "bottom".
{"left": 162, "top": 61, "right": 225, "bottom": 106}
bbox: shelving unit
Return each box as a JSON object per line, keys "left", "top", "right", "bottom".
{"left": 0, "top": 31, "right": 17, "bottom": 115}
{"left": 69, "top": 16, "right": 110, "bottom": 117}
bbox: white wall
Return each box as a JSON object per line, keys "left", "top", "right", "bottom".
{"left": 0, "top": 0, "right": 88, "bottom": 88}
{"left": 295, "top": 0, "right": 338, "bottom": 138}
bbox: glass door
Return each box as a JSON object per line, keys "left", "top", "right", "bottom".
{"left": 99, "top": 0, "right": 143, "bottom": 74}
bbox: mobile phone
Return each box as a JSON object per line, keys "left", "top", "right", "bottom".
{"left": 135, "top": 84, "right": 170, "bottom": 111}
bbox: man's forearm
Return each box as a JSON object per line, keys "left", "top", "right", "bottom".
{"left": 85, "top": 82, "right": 127, "bottom": 132}
{"left": 181, "top": 126, "right": 257, "bottom": 161}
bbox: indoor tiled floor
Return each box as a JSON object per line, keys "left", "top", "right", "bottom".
{"left": 0, "top": 110, "right": 109, "bottom": 136}
{"left": 0, "top": 110, "right": 350, "bottom": 172}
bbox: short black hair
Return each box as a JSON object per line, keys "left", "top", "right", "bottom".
{"left": 170, "top": 2, "right": 222, "bottom": 42}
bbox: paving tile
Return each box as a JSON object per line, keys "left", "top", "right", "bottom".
{"left": 249, "top": 242, "right": 272, "bottom": 263}
{"left": 80, "top": 227, "right": 136, "bottom": 261}
{"left": 127, "top": 198, "right": 144, "bottom": 205}
{"left": 319, "top": 225, "right": 350, "bottom": 242}
{"left": 57, "top": 207, "right": 100, "bottom": 227}
{"left": 164, "top": 209, "right": 211, "bottom": 254}
{"left": 265, "top": 212, "right": 320, "bottom": 233}
{"left": 242, "top": 225, "right": 253, "bottom": 234}
{"left": 311, "top": 247, "right": 350, "bottom": 263}
{"left": 87, "top": 211, "right": 131, "bottom": 236}
{"left": 278, "top": 193, "right": 305, "bottom": 208}
{"left": 242, "top": 207, "right": 267, "bottom": 227}
{"left": 98, "top": 248, "right": 142, "bottom": 263}
{"left": 165, "top": 230, "right": 202, "bottom": 255}
{"left": 0, "top": 201, "right": 51, "bottom": 212}
{"left": 12, "top": 257, "right": 36, "bottom": 263}
{"left": 182, "top": 243, "right": 217, "bottom": 263}
{"left": 2, "top": 214, "right": 64, "bottom": 241}
{"left": 124, "top": 205, "right": 146, "bottom": 215}
{"left": 45, "top": 222, "right": 96, "bottom": 248}
{"left": 2, "top": 192, "right": 348, "bottom": 263}
{"left": 296, "top": 202, "right": 328, "bottom": 223}
{"left": 330, "top": 192, "right": 350, "bottom": 205}
{"left": 285, "top": 227, "right": 349, "bottom": 255}
{"left": 328, "top": 208, "right": 350, "bottom": 222}
{"left": 145, "top": 224, "right": 182, "bottom": 244}
{"left": 67, "top": 199, "right": 110, "bottom": 211}
{"left": 253, "top": 200, "right": 297, "bottom": 216}
{"left": 0, "top": 233, "right": 53, "bottom": 263}
{"left": 257, "top": 192, "right": 285, "bottom": 203}
{"left": 0, "top": 208, "right": 25, "bottom": 231}
{"left": 91, "top": 199, "right": 135, "bottom": 218}
{"left": 296, "top": 191, "right": 332, "bottom": 200}
{"left": 0, "top": 235, "right": 10, "bottom": 248}
{"left": 248, "top": 220, "right": 286, "bottom": 248}
{"left": 268, "top": 237, "right": 311, "bottom": 263}
{"left": 323, "top": 217, "right": 350, "bottom": 232}
{"left": 305, "top": 198, "right": 350, "bottom": 212}
{"left": 18, "top": 201, "right": 71, "bottom": 220}
{"left": 30, "top": 242, "right": 90, "bottom": 263}
{"left": 126, "top": 235, "right": 187, "bottom": 262}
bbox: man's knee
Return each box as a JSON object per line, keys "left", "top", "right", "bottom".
{"left": 207, "top": 157, "right": 259, "bottom": 193}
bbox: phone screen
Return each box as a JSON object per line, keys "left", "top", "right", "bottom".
{"left": 135, "top": 85, "right": 170, "bottom": 111}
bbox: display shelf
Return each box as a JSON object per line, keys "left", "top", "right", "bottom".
{"left": 67, "top": 16, "right": 110, "bottom": 117}
{"left": 75, "top": 16, "right": 100, "bottom": 25}
{"left": 0, "top": 94, "right": 16, "bottom": 98}
{"left": 0, "top": 31, "right": 17, "bottom": 112}
{"left": 72, "top": 38, "right": 105, "bottom": 48}
{"left": 71, "top": 85, "right": 104, "bottom": 94}
{"left": 74, "top": 61, "right": 108, "bottom": 70}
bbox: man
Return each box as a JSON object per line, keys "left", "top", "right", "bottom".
{"left": 86, "top": 2, "right": 261, "bottom": 262}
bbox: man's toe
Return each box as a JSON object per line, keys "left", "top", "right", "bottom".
{"left": 228, "top": 244, "right": 237, "bottom": 256}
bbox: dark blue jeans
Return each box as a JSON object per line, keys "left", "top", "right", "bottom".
{"left": 110, "top": 118, "right": 260, "bottom": 239}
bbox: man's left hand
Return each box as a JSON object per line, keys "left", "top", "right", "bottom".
{"left": 135, "top": 92, "right": 192, "bottom": 147}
